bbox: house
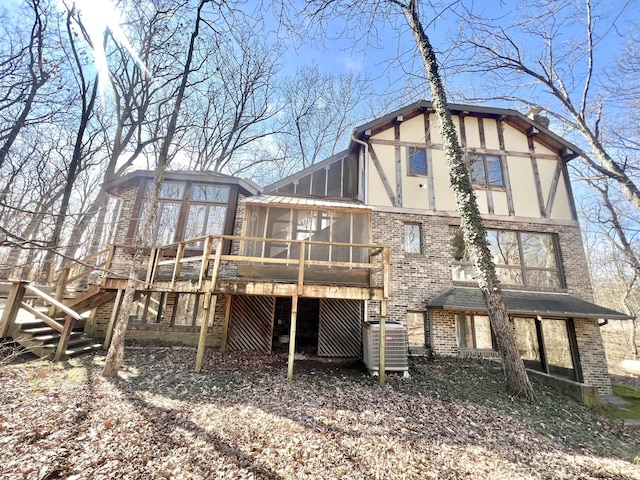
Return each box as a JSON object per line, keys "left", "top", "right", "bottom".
{"left": 1, "top": 100, "right": 629, "bottom": 401}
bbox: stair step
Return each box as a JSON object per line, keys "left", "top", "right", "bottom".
{"left": 31, "top": 331, "right": 83, "bottom": 342}
{"left": 40, "top": 336, "right": 96, "bottom": 349}
{"left": 21, "top": 326, "right": 57, "bottom": 334}
{"left": 65, "top": 343, "right": 102, "bottom": 356}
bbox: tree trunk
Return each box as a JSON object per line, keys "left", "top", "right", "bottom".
{"left": 102, "top": 0, "right": 209, "bottom": 377}
{"left": 402, "top": 0, "right": 535, "bottom": 401}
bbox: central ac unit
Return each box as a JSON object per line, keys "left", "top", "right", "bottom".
{"left": 363, "top": 321, "right": 409, "bottom": 376}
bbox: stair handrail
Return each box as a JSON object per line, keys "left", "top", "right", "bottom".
{"left": 26, "top": 284, "right": 84, "bottom": 321}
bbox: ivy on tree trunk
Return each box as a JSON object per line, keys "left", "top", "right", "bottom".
{"left": 400, "top": 0, "right": 535, "bottom": 401}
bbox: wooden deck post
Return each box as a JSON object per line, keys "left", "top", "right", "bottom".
{"left": 220, "top": 295, "right": 232, "bottom": 354}
{"left": 54, "top": 315, "right": 75, "bottom": 361}
{"left": 195, "top": 292, "right": 216, "bottom": 373}
{"left": 0, "top": 281, "right": 27, "bottom": 337}
{"left": 287, "top": 294, "right": 299, "bottom": 380}
{"left": 195, "top": 244, "right": 223, "bottom": 373}
{"left": 379, "top": 299, "right": 387, "bottom": 388}
{"left": 103, "top": 288, "right": 124, "bottom": 350}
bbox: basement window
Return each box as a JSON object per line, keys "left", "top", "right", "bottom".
{"left": 514, "top": 317, "right": 577, "bottom": 381}
{"left": 456, "top": 314, "right": 494, "bottom": 350}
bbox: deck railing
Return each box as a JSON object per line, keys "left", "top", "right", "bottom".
{"left": 49, "top": 234, "right": 390, "bottom": 301}
{"left": 0, "top": 282, "right": 84, "bottom": 361}
{"left": 137, "top": 234, "right": 390, "bottom": 294}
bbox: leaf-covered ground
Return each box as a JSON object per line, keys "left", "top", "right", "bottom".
{"left": 1, "top": 347, "right": 639, "bottom": 479}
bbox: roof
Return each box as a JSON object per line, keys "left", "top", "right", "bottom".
{"left": 103, "top": 170, "right": 261, "bottom": 196}
{"left": 351, "top": 100, "right": 582, "bottom": 161}
{"left": 245, "top": 194, "right": 370, "bottom": 210}
{"left": 427, "top": 287, "right": 633, "bottom": 320}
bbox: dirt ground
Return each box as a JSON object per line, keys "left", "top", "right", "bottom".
{"left": 1, "top": 347, "right": 639, "bottom": 479}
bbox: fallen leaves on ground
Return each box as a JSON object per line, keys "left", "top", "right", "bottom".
{"left": 0, "top": 348, "right": 638, "bottom": 479}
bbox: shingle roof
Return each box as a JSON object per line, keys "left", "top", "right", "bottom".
{"left": 427, "top": 287, "right": 633, "bottom": 320}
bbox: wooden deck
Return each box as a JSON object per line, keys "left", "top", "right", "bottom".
{"left": 1, "top": 234, "right": 393, "bottom": 384}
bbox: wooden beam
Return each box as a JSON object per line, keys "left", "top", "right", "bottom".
{"left": 221, "top": 295, "right": 232, "bottom": 354}
{"left": 529, "top": 136, "right": 547, "bottom": 218}
{"left": 20, "top": 302, "right": 64, "bottom": 332}
{"left": 545, "top": 162, "right": 562, "bottom": 219}
{"left": 54, "top": 316, "right": 75, "bottom": 362}
{"left": 297, "top": 243, "right": 305, "bottom": 295}
{"left": 369, "top": 145, "right": 397, "bottom": 206}
{"left": 49, "top": 268, "right": 69, "bottom": 317}
{"left": 287, "top": 294, "right": 299, "bottom": 380}
{"left": 0, "top": 281, "right": 26, "bottom": 337}
{"left": 103, "top": 288, "right": 123, "bottom": 350}
{"left": 197, "top": 236, "right": 214, "bottom": 290}
{"left": 395, "top": 124, "right": 402, "bottom": 207}
{"left": 171, "top": 242, "right": 186, "bottom": 287}
{"left": 195, "top": 244, "right": 223, "bottom": 373}
{"left": 195, "top": 291, "right": 214, "bottom": 373}
{"left": 25, "top": 285, "right": 83, "bottom": 321}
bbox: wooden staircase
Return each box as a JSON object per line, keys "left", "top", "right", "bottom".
{"left": 1, "top": 282, "right": 110, "bottom": 361}
{"left": 12, "top": 315, "right": 102, "bottom": 360}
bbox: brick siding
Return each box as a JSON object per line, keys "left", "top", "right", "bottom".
{"left": 370, "top": 208, "right": 611, "bottom": 394}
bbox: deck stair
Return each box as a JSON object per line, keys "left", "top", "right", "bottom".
{"left": 12, "top": 314, "right": 102, "bottom": 359}
{"left": 1, "top": 282, "right": 103, "bottom": 361}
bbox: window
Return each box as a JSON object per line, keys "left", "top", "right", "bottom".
{"left": 408, "top": 147, "right": 428, "bottom": 176}
{"left": 469, "top": 154, "right": 503, "bottom": 186}
{"left": 404, "top": 223, "right": 422, "bottom": 254}
{"left": 456, "top": 314, "right": 493, "bottom": 349}
{"left": 171, "top": 293, "right": 214, "bottom": 327}
{"left": 244, "top": 205, "right": 370, "bottom": 263}
{"left": 184, "top": 184, "right": 229, "bottom": 248}
{"left": 407, "top": 311, "right": 426, "bottom": 347}
{"left": 450, "top": 228, "right": 562, "bottom": 288}
{"left": 514, "top": 317, "right": 577, "bottom": 380}
{"left": 137, "top": 181, "right": 230, "bottom": 248}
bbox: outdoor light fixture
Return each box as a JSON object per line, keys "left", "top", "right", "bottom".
{"left": 419, "top": 183, "right": 427, "bottom": 189}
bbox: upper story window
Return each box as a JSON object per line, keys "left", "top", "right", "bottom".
{"left": 469, "top": 154, "right": 504, "bottom": 187}
{"left": 450, "top": 227, "right": 563, "bottom": 289}
{"left": 138, "top": 181, "right": 230, "bottom": 248}
{"left": 185, "top": 184, "right": 230, "bottom": 248}
{"left": 408, "top": 147, "right": 428, "bottom": 176}
{"left": 403, "top": 223, "right": 422, "bottom": 254}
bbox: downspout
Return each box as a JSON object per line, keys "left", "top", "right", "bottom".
{"left": 351, "top": 135, "right": 369, "bottom": 204}
{"left": 351, "top": 135, "right": 370, "bottom": 323}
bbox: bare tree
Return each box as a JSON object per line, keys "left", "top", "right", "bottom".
{"left": 182, "top": 24, "right": 282, "bottom": 175}
{"left": 103, "top": 0, "right": 216, "bottom": 377}
{"left": 277, "top": 65, "right": 375, "bottom": 168}
{"left": 0, "top": 0, "right": 51, "bottom": 171}
{"left": 302, "top": 0, "right": 535, "bottom": 400}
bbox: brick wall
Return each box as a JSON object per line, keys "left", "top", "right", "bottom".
{"left": 88, "top": 292, "right": 230, "bottom": 348}
{"left": 574, "top": 318, "right": 612, "bottom": 394}
{"left": 370, "top": 207, "right": 610, "bottom": 392}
